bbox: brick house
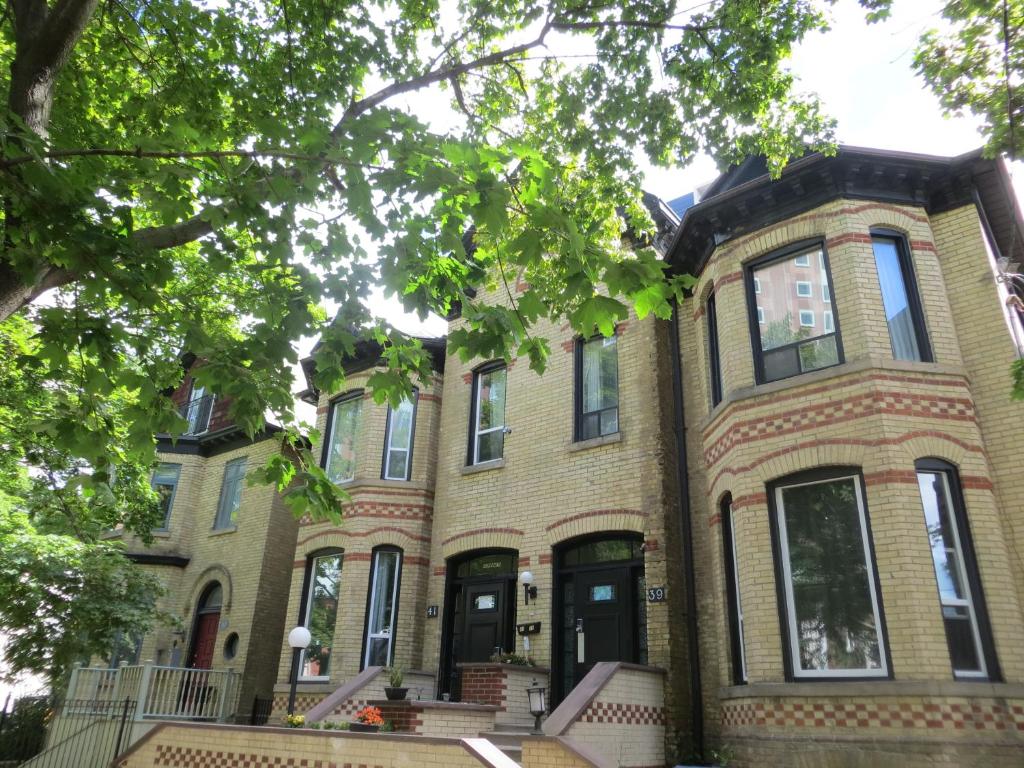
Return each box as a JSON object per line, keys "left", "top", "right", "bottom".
{"left": 121, "top": 146, "right": 1024, "bottom": 767}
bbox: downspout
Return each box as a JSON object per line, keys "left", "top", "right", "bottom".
{"left": 668, "top": 297, "right": 704, "bottom": 762}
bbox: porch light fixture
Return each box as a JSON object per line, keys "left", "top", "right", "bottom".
{"left": 526, "top": 679, "right": 546, "bottom": 734}
{"left": 287, "top": 625, "right": 312, "bottom": 716}
{"left": 519, "top": 571, "right": 537, "bottom": 605}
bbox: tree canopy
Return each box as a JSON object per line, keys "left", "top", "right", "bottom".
{"left": 0, "top": 0, "right": 1021, "bottom": 679}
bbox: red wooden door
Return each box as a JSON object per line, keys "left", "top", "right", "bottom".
{"left": 189, "top": 612, "right": 219, "bottom": 669}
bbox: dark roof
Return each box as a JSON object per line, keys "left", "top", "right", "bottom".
{"left": 667, "top": 145, "right": 1024, "bottom": 278}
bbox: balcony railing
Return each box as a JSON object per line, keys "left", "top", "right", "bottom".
{"left": 65, "top": 662, "right": 239, "bottom": 723}
{"left": 178, "top": 394, "right": 215, "bottom": 435}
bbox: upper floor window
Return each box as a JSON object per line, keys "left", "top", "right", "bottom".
{"left": 469, "top": 363, "right": 506, "bottom": 464}
{"left": 184, "top": 381, "right": 214, "bottom": 435}
{"left": 152, "top": 463, "right": 181, "bottom": 529}
{"left": 382, "top": 393, "right": 417, "bottom": 481}
{"left": 770, "top": 469, "right": 888, "bottom": 679}
{"left": 871, "top": 232, "right": 931, "bottom": 362}
{"left": 324, "top": 394, "right": 363, "bottom": 483}
{"left": 706, "top": 294, "right": 723, "bottom": 408}
{"left": 300, "top": 550, "right": 342, "bottom": 680}
{"left": 576, "top": 335, "right": 620, "bottom": 440}
{"left": 363, "top": 547, "right": 402, "bottom": 668}
{"left": 721, "top": 495, "right": 747, "bottom": 684}
{"left": 748, "top": 243, "right": 842, "bottom": 384}
{"left": 213, "top": 457, "right": 246, "bottom": 529}
{"left": 915, "top": 459, "right": 998, "bottom": 680}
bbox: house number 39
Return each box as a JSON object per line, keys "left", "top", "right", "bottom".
{"left": 646, "top": 586, "right": 666, "bottom": 602}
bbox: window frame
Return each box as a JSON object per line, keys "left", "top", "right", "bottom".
{"left": 707, "top": 294, "right": 724, "bottom": 408}
{"left": 721, "top": 495, "right": 747, "bottom": 685}
{"left": 870, "top": 229, "right": 933, "bottom": 363}
{"left": 793, "top": 253, "right": 811, "bottom": 267}
{"left": 798, "top": 310, "right": 815, "bottom": 328}
{"left": 381, "top": 390, "right": 418, "bottom": 481}
{"left": 296, "top": 548, "right": 344, "bottom": 682}
{"left": 321, "top": 391, "right": 364, "bottom": 484}
{"left": 745, "top": 239, "right": 845, "bottom": 385}
{"left": 467, "top": 361, "right": 507, "bottom": 465}
{"left": 574, "top": 334, "right": 621, "bottom": 441}
{"left": 152, "top": 463, "right": 182, "bottom": 530}
{"left": 767, "top": 467, "right": 892, "bottom": 681}
{"left": 361, "top": 546, "right": 404, "bottom": 670}
{"left": 795, "top": 280, "right": 813, "bottom": 298}
{"left": 213, "top": 457, "right": 247, "bottom": 529}
{"left": 915, "top": 458, "right": 1000, "bottom": 681}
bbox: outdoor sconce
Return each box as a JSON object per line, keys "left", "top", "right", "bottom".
{"left": 519, "top": 571, "right": 537, "bottom": 605}
{"left": 287, "top": 625, "right": 312, "bottom": 715}
{"left": 526, "top": 679, "right": 547, "bottom": 734}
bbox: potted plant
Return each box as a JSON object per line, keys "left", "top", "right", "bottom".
{"left": 350, "top": 705, "right": 384, "bottom": 732}
{"left": 383, "top": 666, "right": 408, "bottom": 700}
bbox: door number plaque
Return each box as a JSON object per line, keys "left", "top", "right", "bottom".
{"left": 646, "top": 586, "right": 666, "bottom": 603}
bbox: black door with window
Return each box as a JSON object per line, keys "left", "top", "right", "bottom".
{"left": 555, "top": 535, "right": 646, "bottom": 704}
{"left": 440, "top": 551, "right": 517, "bottom": 700}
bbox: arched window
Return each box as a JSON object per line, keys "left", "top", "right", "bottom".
{"left": 707, "top": 292, "right": 723, "bottom": 407}
{"left": 323, "top": 391, "right": 363, "bottom": 483}
{"left": 720, "top": 495, "right": 746, "bottom": 684}
{"left": 382, "top": 390, "right": 418, "bottom": 481}
{"left": 362, "top": 546, "right": 403, "bottom": 668}
{"left": 915, "top": 459, "right": 998, "bottom": 680}
{"left": 870, "top": 230, "right": 931, "bottom": 362}
{"left": 298, "top": 549, "right": 343, "bottom": 680}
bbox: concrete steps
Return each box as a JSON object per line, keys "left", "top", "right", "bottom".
{"left": 478, "top": 724, "right": 536, "bottom": 764}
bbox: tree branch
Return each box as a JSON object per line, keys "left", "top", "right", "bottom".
{"left": 0, "top": 146, "right": 387, "bottom": 169}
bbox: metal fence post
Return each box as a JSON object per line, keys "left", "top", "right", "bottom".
{"left": 112, "top": 697, "right": 132, "bottom": 761}
{"left": 216, "top": 669, "right": 234, "bottom": 723}
{"left": 135, "top": 661, "right": 154, "bottom": 722}
{"left": 66, "top": 662, "right": 82, "bottom": 702}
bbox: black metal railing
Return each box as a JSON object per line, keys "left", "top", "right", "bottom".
{"left": 10, "top": 697, "right": 137, "bottom": 768}
{"left": 0, "top": 694, "right": 51, "bottom": 765}
{"left": 249, "top": 696, "right": 273, "bottom": 726}
{"left": 178, "top": 394, "right": 215, "bottom": 435}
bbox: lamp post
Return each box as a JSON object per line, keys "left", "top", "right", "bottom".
{"left": 519, "top": 570, "right": 537, "bottom": 605}
{"left": 287, "top": 625, "right": 311, "bottom": 716}
{"left": 526, "top": 679, "right": 547, "bottom": 734}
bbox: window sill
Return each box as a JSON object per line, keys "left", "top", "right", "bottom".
{"left": 151, "top": 530, "right": 172, "bottom": 538}
{"left": 719, "top": 679, "right": 1024, "bottom": 700}
{"left": 461, "top": 459, "right": 505, "bottom": 476}
{"left": 568, "top": 431, "right": 622, "bottom": 453}
{"left": 210, "top": 525, "right": 238, "bottom": 536}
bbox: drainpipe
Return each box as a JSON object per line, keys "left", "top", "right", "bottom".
{"left": 668, "top": 298, "right": 704, "bottom": 762}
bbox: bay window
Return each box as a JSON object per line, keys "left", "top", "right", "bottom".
{"left": 707, "top": 293, "right": 723, "bottom": 408}
{"left": 363, "top": 547, "right": 402, "bottom": 668}
{"left": 748, "top": 243, "right": 842, "bottom": 383}
{"left": 300, "top": 551, "right": 343, "bottom": 680}
{"left": 770, "top": 470, "right": 888, "bottom": 679}
{"left": 324, "top": 394, "right": 363, "bottom": 483}
{"left": 721, "top": 495, "right": 747, "bottom": 684}
{"left": 870, "top": 231, "right": 931, "bottom": 362}
{"left": 382, "top": 393, "right": 417, "bottom": 481}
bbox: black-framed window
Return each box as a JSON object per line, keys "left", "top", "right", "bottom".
{"left": 769, "top": 468, "right": 889, "bottom": 679}
{"left": 707, "top": 293, "right": 723, "bottom": 408}
{"left": 575, "top": 335, "right": 619, "bottom": 441}
{"left": 870, "top": 231, "right": 932, "bottom": 363}
{"left": 468, "top": 363, "right": 506, "bottom": 464}
{"left": 721, "top": 495, "right": 747, "bottom": 684}
{"left": 323, "top": 392, "right": 363, "bottom": 483}
{"left": 915, "top": 459, "right": 999, "bottom": 680}
{"left": 213, "top": 457, "right": 246, "bottom": 529}
{"left": 747, "top": 241, "right": 843, "bottom": 383}
{"left": 299, "top": 550, "right": 343, "bottom": 680}
{"left": 152, "top": 463, "right": 181, "bottom": 529}
{"left": 382, "top": 391, "right": 417, "bottom": 481}
{"left": 362, "top": 547, "right": 402, "bottom": 668}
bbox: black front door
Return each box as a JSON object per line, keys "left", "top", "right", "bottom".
{"left": 573, "top": 567, "right": 635, "bottom": 684}
{"left": 462, "top": 581, "right": 509, "bottom": 662}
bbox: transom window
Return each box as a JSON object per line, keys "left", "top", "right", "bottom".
{"left": 214, "top": 457, "right": 246, "bottom": 529}
{"left": 916, "top": 460, "right": 996, "bottom": 679}
{"left": 576, "top": 335, "right": 620, "bottom": 440}
{"left": 324, "top": 394, "right": 363, "bottom": 483}
{"left": 152, "top": 463, "right": 181, "bottom": 529}
{"left": 383, "top": 393, "right": 417, "bottom": 481}
{"left": 748, "top": 243, "right": 842, "bottom": 383}
{"left": 301, "top": 552, "right": 342, "bottom": 680}
{"left": 470, "top": 364, "right": 506, "bottom": 464}
{"left": 771, "top": 470, "right": 888, "bottom": 679}
{"left": 871, "top": 232, "right": 931, "bottom": 362}
{"left": 363, "top": 548, "right": 402, "bottom": 668}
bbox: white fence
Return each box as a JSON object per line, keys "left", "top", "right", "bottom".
{"left": 65, "top": 662, "right": 239, "bottom": 722}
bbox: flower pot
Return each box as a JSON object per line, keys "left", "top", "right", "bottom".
{"left": 350, "top": 723, "right": 380, "bottom": 733}
{"left": 383, "top": 687, "right": 408, "bottom": 701}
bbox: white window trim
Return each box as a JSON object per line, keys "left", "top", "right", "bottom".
{"left": 382, "top": 394, "right": 417, "bottom": 481}
{"left": 325, "top": 396, "right": 361, "bottom": 483}
{"left": 799, "top": 310, "right": 815, "bottom": 327}
{"left": 824, "top": 311, "right": 834, "bottom": 332}
{"left": 775, "top": 475, "right": 888, "bottom": 679}
{"left": 757, "top": 307, "right": 765, "bottom": 324}
{"left": 727, "top": 504, "right": 747, "bottom": 683}
{"left": 213, "top": 458, "right": 246, "bottom": 529}
{"left": 924, "top": 471, "right": 988, "bottom": 679}
{"left": 363, "top": 550, "right": 402, "bottom": 668}
{"left": 822, "top": 283, "right": 831, "bottom": 303}
{"left": 753, "top": 277, "right": 762, "bottom": 294}
{"left": 796, "top": 281, "right": 813, "bottom": 297}
{"left": 152, "top": 464, "right": 182, "bottom": 530}
{"left": 299, "top": 553, "right": 341, "bottom": 681}
{"left": 473, "top": 368, "right": 505, "bottom": 465}
{"left": 794, "top": 254, "right": 810, "bottom": 267}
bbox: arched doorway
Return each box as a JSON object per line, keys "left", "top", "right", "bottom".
{"left": 553, "top": 534, "right": 646, "bottom": 703}
{"left": 439, "top": 550, "right": 518, "bottom": 699}
{"left": 188, "top": 582, "right": 222, "bottom": 669}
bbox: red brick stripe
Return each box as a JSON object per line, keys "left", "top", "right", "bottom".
{"left": 440, "top": 527, "right": 524, "bottom": 546}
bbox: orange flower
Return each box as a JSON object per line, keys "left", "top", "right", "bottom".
{"left": 354, "top": 706, "right": 384, "bottom": 726}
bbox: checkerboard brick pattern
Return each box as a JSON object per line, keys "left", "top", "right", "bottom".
{"left": 152, "top": 743, "right": 374, "bottom": 768}
{"left": 580, "top": 701, "right": 666, "bottom": 726}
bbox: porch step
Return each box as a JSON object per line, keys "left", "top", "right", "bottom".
{"left": 478, "top": 726, "right": 536, "bottom": 763}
